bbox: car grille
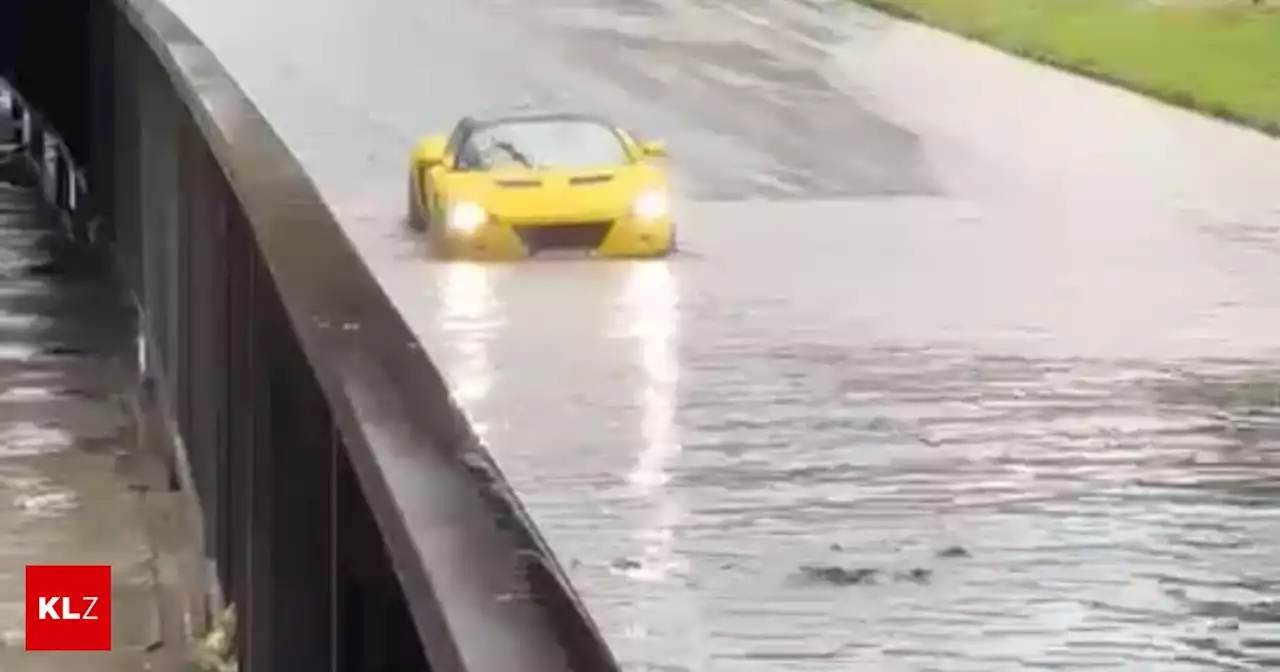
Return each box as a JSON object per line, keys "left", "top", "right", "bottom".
{"left": 513, "top": 221, "right": 613, "bottom": 253}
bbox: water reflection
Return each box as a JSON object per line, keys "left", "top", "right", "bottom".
{"left": 437, "top": 262, "right": 502, "bottom": 439}
{"left": 624, "top": 262, "right": 680, "bottom": 492}
{"left": 610, "top": 261, "right": 707, "bottom": 666}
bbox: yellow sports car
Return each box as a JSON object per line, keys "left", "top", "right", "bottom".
{"left": 407, "top": 111, "right": 675, "bottom": 260}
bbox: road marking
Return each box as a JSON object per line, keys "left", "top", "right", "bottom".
{"left": 723, "top": 4, "right": 772, "bottom": 26}
{"left": 704, "top": 0, "right": 832, "bottom": 53}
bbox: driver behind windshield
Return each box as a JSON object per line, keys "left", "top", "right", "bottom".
{"left": 456, "top": 120, "right": 630, "bottom": 171}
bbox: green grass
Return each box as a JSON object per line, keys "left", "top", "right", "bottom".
{"left": 850, "top": 0, "right": 1280, "bottom": 136}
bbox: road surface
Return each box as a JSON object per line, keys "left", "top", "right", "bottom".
{"left": 163, "top": 0, "right": 1280, "bottom": 669}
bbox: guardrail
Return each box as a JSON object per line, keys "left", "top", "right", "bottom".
{"left": 2, "top": 0, "right": 625, "bottom": 668}
{"left": 0, "top": 81, "right": 94, "bottom": 245}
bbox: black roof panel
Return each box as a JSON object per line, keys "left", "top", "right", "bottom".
{"left": 464, "top": 109, "right": 613, "bottom": 129}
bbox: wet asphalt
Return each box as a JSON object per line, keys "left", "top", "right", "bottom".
{"left": 160, "top": 0, "right": 1280, "bottom": 669}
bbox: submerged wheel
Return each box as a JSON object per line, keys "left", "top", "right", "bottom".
{"left": 407, "top": 173, "right": 425, "bottom": 232}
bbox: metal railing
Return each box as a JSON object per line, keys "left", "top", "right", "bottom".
{"left": 0, "top": 81, "right": 94, "bottom": 244}
{"left": 1, "top": 0, "right": 626, "bottom": 668}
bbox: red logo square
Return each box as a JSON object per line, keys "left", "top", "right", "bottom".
{"left": 24, "top": 565, "right": 112, "bottom": 651}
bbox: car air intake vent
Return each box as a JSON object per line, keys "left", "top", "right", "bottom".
{"left": 569, "top": 174, "right": 614, "bottom": 186}
{"left": 495, "top": 179, "right": 542, "bottom": 188}
{"left": 514, "top": 222, "right": 613, "bottom": 253}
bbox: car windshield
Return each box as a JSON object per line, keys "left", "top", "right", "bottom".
{"left": 458, "top": 119, "right": 631, "bottom": 171}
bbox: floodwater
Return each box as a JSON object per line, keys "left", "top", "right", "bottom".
{"left": 0, "top": 131, "right": 165, "bottom": 669}
{"left": 162, "top": 0, "right": 1280, "bottom": 668}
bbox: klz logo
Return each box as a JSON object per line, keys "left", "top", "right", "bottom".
{"left": 37, "top": 596, "right": 101, "bottom": 620}
{"left": 25, "top": 565, "right": 112, "bottom": 651}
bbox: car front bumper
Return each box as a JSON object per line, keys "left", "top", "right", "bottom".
{"left": 435, "top": 214, "right": 675, "bottom": 261}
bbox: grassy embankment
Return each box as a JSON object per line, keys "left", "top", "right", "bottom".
{"left": 849, "top": 0, "right": 1280, "bottom": 136}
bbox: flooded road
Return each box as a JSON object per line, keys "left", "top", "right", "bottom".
{"left": 161, "top": 0, "right": 1280, "bottom": 668}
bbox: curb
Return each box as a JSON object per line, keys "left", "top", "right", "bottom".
{"left": 848, "top": 0, "right": 1280, "bottom": 139}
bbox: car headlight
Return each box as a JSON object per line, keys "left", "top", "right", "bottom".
{"left": 632, "top": 189, "right": 669, "bottom": 221}
{"left": 447, "top": 201, "right": 487, "bottom": 233}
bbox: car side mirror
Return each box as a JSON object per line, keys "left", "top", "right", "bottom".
{"left": 639, "top": 140, "right": 667, "bottom": 158}
{"left": 419, "top": 152, "right": 447, "bottom": 170}
{"left": 413, "top": 136, "right": 449, "bottom": 169}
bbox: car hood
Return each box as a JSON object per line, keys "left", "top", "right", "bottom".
{"left": 443, "top": 163, "right": 667, "bottom": 221}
